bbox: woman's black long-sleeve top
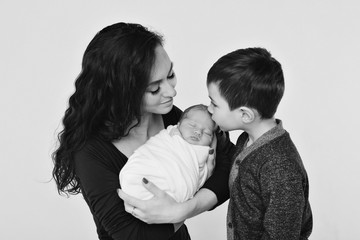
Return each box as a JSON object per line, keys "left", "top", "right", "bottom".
{"left": 74, "top": 106, "right": 231, "bottom": 239}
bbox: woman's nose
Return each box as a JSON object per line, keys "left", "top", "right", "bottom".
{"left": 163, "top": 81, "right": 177, "bottom": 98}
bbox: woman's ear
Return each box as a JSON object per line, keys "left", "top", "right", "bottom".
{"left": 239, "top": 106, "right": 255, "bottom": 123}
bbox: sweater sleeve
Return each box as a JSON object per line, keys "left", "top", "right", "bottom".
{"left": 74, "top": 140, "right": 176, "bottom": 240}
{"left": 260, "top": 157, "right": 306, "bottom": 239}
{"left": 201, "top": 130, "right": 233, "bottom": 207}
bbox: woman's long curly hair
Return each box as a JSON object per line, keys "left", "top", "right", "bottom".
{"left": 52, "top": 22, "right": 164, "bottom": 195}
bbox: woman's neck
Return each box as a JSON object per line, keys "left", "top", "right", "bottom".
{"left": 127, "top": 113, "right": 164, "bottom": 142}
{"left": 113, "top": 113, "right": 164, "bottom": 158}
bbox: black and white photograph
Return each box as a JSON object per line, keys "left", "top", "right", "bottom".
{"left": 1, "top": 1, "right": 359, "bottom": 239}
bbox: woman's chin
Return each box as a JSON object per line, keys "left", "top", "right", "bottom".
{"left": 154, "top": 104, "right": 173, "bottom": 115}
{"left": 160, "top": 103, "right": 174, "bottom": 114}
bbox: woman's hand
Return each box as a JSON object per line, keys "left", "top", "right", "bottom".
{"left": 118, "top": 178, "right": 218, "bottom": 224}
{"left": 117, "top": 178, "right": 185, "bottom": 224}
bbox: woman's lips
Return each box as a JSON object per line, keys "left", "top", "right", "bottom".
{"left": 162, "top": 98, "right": 173, "bottom": 104}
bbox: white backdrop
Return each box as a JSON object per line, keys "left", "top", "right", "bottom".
{"left": 1, "top": 1, "right": 359, "bottom": 239}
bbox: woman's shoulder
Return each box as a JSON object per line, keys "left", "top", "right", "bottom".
{"left": 74, "top": 136, "right": 127, "bottom": 167}
{"left": 162, "top": 105, "right": 183, "bottom": 127}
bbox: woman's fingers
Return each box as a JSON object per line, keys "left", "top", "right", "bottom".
{"left": 141, "top": 178, "right": 166, "bottom": 198}
{"left": 118, "top": 179, "right": 180, "bottom": 224}
{"left": 117, "top": 189, "right": 142, "bottom": 208}
{"left": 117, "top": 189, "right": 148, "bottom": 221}
{"left": 123, "top": 202, "right": 133, "bottom": 214}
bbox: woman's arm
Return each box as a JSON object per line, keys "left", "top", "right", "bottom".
{"left": 201, "top": 130, "right": 235, "bottom": 208}
{"left": 119, "top": 108, "right": 233, "bottom": 224}
{"left": 118, "top": 179, "right": 217, "bottom": 224}
{"left": 117, "top": 130, "right": 233, "bottom": 224}
{"left": 75, "top": 140, "right": 178, "bottom": 239}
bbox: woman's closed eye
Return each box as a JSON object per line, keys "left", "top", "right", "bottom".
{"left": 167, "top": 72, "right": 175, "bottom": 79}
{"left": 146, "top": 82, "right": 161, "bottom": 94}
{"left": 149, "top": 86, "right": 160, "bottom": 94}
{"left": 147, "top": 71, "right": 175, "bottom": 95}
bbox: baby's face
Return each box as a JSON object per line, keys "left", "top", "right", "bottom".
{"left": 178, "top": 109, "right": 215, "bottom": 146}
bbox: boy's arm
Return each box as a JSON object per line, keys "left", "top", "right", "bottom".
{"left": 260, "top": 159, "right": 306, "bottom": 239}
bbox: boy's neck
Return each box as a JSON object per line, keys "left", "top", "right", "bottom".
{"left": 245, "top": 118, "right": 277, "bottom": 146}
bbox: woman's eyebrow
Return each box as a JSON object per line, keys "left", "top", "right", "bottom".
{"left": 152, "top": 62, "right": 174, "bottom": 83}
{"left": 148, "top": 81, "right": 160, "bottom": 87}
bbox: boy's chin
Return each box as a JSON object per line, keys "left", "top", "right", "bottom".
{"left": 218, "top": 125, "right": 228, "bottom": 132}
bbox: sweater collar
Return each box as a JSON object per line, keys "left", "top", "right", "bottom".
{"left": 235, "top": 119, "right": 285, "bottom": 162}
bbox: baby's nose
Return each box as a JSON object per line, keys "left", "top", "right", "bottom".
{"left": 194, "top": 129, "right": 202, "bottom": 137}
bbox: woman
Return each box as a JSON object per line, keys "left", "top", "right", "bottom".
{"left": 52, "top": 22, "right": 230, "bottom": 240}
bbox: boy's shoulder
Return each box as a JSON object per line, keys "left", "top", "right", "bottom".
{"left": 239, "top": 130, "right": 305, "bottom": 174}
{"left": 233, "top": 120, "right": 301, "bottom": 164}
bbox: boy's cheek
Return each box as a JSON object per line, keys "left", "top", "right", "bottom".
{"left": 211, "top": 113, "right": 221, "bottom": 124}
{"left": 212, "top": 118, "right": 227, "bottom": 132}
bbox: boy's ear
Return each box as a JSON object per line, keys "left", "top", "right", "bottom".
{"left": 239, "top": 107, "right": 255, "bottom": 123}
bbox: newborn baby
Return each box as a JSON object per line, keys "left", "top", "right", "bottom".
{"left": 119, "top": 104, "right": 217, "bottom": 202}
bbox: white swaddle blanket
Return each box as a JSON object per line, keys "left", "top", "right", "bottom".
{"left": 119, "top": 125, "right": 215, "bottom": 203}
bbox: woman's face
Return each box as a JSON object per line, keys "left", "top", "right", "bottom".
{"left": 142, "top": 45, "right": 177, "bottom": 115}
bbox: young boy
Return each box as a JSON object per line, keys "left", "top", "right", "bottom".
{"left": 207, "top": 48, "right": 313, "bottom": 239}
{"left": 120, "top": 104, "right": 217, "bottom": 203}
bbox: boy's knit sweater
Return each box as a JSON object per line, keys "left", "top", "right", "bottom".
{"left": 227, "top": 120, "right": 312, "bottom": 240}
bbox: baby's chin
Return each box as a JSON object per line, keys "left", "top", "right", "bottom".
{"left": 186, "top": 138, "right": 209, "bottom": 146}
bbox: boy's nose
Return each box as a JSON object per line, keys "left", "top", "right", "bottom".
{"left": 207, "top": 105, "right": 213, "bottom": 114}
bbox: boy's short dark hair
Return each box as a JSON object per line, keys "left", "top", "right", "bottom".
{"left": 207, "top": 47, "right": 284, "bottom": 119}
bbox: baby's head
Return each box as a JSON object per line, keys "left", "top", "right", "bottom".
{"left": 178, "top": 104, "right": 216, "bottom": 146}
